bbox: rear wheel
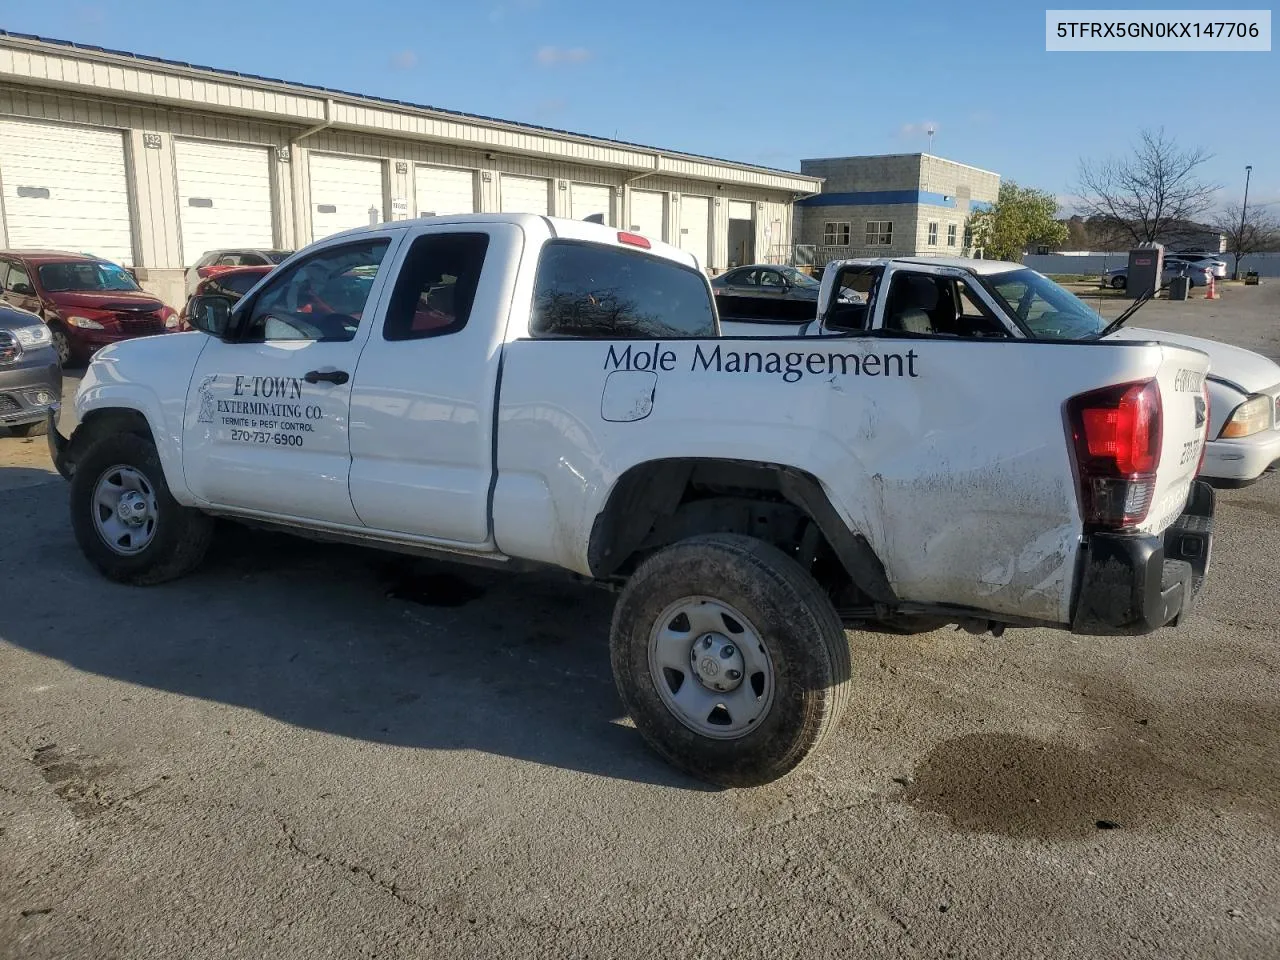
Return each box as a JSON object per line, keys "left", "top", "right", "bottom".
{"left": 1110, "top": 275, "right": 1126, "bottom": 290}
{"left": 610, "top": 534, "right": 850, "bottom": 787}
{"left": 69, "top": 432, "right": 214, "bottom": 585}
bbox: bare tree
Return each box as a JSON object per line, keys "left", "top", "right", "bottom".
{"left": 1076, "top": 128, "right": 1219, "bottom": 248}
{"left": 1212, "top": 203, "right": 1280, "bottom": 279}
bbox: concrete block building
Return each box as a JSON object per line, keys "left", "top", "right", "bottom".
{"left": 0, "top": 31, "right": 820, "bottom": 305}
{"left": 794, "top": 153, "right": 999, "bottom": 265}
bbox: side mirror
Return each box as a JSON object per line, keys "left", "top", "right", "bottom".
{"left": 187, "top": 295, "right": 234, "bottom": 337}
{"left": 11, "top": 283, "right": 34, "bottom": 296}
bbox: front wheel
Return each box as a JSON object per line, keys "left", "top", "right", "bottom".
{"left": 69, "top": 431, "right": 214, "bottom": 585}
{"left": 610, "top": 534, "right": 851, "bottom": 787}
{"left": 50, "top": 325, "right": 73, "bottom": 368}
{"left": 1111, "top": 275, "right": 1127, "bottom": 290}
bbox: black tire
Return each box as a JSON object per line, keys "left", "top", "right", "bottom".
{"left": 50, "top": 324, "right": 74, "bottom": 368}
{"left": 610, "top": 533, "right": 850, "bottom": 788}
{"left": 69, "top": 431, "right": 214, "bottom": 585}
{"left": 8, "top": 420, "right": 48, "bottom": 438}
{"left": 1111, "top": 275, "right": 1126, "bottom": 290}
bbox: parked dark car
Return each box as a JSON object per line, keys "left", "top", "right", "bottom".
{"left": 179, "top": 265, "right": 274, "bottom": 330}
{"left": 184, "top": 249, "right": 293, "bottom": 297}
{"left": 0, "top": 251, "right": 178, "bottom": 367}
{"left": 710, "top": 264, "right": 821, "bottom": 324}
{"left": 0, "top": 302, "right": 62, "bottom": 437}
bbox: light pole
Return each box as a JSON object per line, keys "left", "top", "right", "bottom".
{"left": 1235, "top": 164, "right": 1252, "bottom": 280}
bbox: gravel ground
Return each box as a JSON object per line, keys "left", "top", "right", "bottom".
{"left": 2, "top": 283, "right": 1278, "bottom": 960}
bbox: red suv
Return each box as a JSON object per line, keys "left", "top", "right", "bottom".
{"left": 0, "top": 252, "right": 179, "bottom": 367}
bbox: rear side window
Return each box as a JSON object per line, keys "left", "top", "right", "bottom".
{"left": 530, "top": 241, "right": 715, "bottom": 339}
{"left": 383, "top": 233, "right": 490, "bottom": 341}
{"left": 212, "top": 272, "right": 267, "bottom": 297}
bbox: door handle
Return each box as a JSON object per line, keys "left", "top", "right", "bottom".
{"left": 304, "top": 369, "right": 350, "bottom": 385}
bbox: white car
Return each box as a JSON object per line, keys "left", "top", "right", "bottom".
{"left": 719, "top": 254, "right": 1277, "bottom": 485}
{"left": 47, "top": 220, "right": 1215, "bottom": 787}
{"left": 1167, "top": 254, "right": 1228, "bottom": 279}
{"left": 1103, "top": 260, "right": 1214, "bottom": 291}
{"left": 1118, "top": 328, "right": 1280, "bottom": 485}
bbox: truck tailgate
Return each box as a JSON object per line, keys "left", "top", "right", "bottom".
{"left": 1140, "top": 344, "right": 1212, "bottom": 536}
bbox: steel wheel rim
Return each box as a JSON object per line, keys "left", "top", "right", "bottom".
{"left": 91, "top": 464, "right": 159, "bottom": 556}
{"left": 647, "top": 595, "right": 775, "bottom": 740}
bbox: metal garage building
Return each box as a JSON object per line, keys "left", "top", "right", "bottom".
{"left": 0, "top": 31, "right": 819, "bottom": 306}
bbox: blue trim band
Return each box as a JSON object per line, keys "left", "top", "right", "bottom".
{"left": 798, "top": 191, "right": 996, "bottom": 212}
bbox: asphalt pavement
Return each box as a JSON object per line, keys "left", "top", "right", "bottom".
{"left": 2, "top": 283, "right": 1278, "bottom": 959}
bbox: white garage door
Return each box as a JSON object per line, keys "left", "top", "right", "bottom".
{"left": 679, "top": 195, "right": 711, "bottom": 270}
{"left": 500, "top": 175, "right": 550, "bottom": 216}
{"left": 416, "top": 165, "right": 475, "bottom": 217}
{"left": 0, "top": 118, "right": 134, "bottom": 265}
{"left": 629, "top": 189, "right": 665, "bottom": 242}
{"left": 309, "top": 154, "right": 385, "bottom": 242}
{"left": 570, "top": 183, "right": 611, "bottom": 224}
{"left": 175, "top": 139, "right": 274, "bottom": 267}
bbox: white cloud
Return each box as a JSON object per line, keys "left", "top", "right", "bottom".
{"left": 535, "top": 45, "right": 592, "bottom": 66}
{"left": 490, "top": 0, "right": 541, "bottom": 23}
{"left": 389, "top": 50, "right": 418, "bottom": 71}
{"left": 897, "top": 120, "right": 940, "bottom": 140}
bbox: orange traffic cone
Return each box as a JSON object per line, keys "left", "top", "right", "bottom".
{"left": 1206, "top": 275, "right": 1219, "bottom": 300}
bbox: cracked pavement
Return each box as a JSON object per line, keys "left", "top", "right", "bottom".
{"left": 2, "top": 284, "right": 1279, "bottom": 959}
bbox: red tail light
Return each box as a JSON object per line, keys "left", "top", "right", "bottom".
{"left": 617, "top": 231, "right": 651, "bottom": 249}
{"left": 1066, "top": 379, "right": 1163, "bottom": 530}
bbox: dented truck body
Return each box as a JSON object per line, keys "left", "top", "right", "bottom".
{"left": 54, "top": 216, "right": 1213, "bottom": 635}
{"left": 49, "top": 216, "right": 1216, "bottom": 784}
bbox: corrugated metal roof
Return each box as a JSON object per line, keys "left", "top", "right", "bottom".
{"left": 0, "top": 30, "right": 819, "bottom": 186}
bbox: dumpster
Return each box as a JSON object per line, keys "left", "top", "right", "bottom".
{"left": 1168, "top": 275, "right": 1190, "bottom": 301}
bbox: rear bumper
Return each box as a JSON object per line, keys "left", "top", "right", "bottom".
{"left": 1071, "top": 480, "right": 1215, "bottom": 636}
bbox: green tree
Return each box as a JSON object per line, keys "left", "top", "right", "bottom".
{"left": 966, "top": 181, "right": 1069, "bottom": 261}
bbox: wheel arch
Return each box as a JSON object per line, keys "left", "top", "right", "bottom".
{"left": 586, "top": 457, "right": 897, "bottom": 605}
{"left": 62, "top": 402, "right": 192, "bottom": 504}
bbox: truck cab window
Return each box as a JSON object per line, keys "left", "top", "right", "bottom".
{"left": 884, "top": 272, "right": 1007, "bottom": 338}
{"left": 384, "top": 232, "right": 490, "bottom": 341}
{"left": 953, "top": 279, "right": 1009, "bottom": 338}
{"left": 530, "top": 241, "right": 715, "bottom": 339}
{"left": 239, "top": 240, "right": 389, "bottom": 343}
{"left": 824, "top": 265, "right": 880, "bottom": 332}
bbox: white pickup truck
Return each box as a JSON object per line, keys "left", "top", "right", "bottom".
{"left": 721, "top": 255, "right": 1280, "bottom": 486}
{"left": 49, "top": 216, "right": 1215, "bottom": 787}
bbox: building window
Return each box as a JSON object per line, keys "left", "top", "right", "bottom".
{"left": 865, "top": 221, "right": 893, "bottom": 246}
{"left": 823, "top": 221, "right": 851, "bottom": 246}
{"left": 947, "top": 224, "right": 958, "bottom": 247}
{"left": 927, "top": 222, "right": 938, "bottom": 246}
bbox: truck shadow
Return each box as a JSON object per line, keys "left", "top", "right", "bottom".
{"left": 0, "top": 482, "right": 715, "bottom": 791}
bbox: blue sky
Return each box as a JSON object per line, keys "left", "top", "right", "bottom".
{"left": 1, "top": 0, "right": 1275, "bottom": 210}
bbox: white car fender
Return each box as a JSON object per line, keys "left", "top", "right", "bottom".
{"left": 73, "top": 333, "right": 210, "bottom": 506}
